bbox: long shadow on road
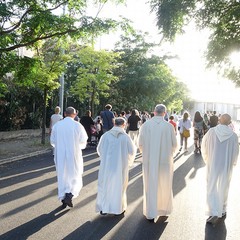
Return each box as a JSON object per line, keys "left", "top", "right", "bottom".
{"left": 173, "top": 153, "right": 205, "bottom": 197}
{"left": 0, "top": 207, "right": 69, "bottom": 240}
{"left": 63, "top": 215, "right": 125, "bottom": 240}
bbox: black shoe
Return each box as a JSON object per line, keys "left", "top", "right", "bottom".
{"left": 64, "top": 193, "right": 73, "bottom": 207}
{"left": 206, "top": 216, "right": 219, "bottom": 225}
{"left": 221, "top": 212, "right": 227, "bottom": 219}
{"left": 114, "top": 211, "right": 125, "bottom": 216}
{"left": 158, "top": 216, "right": 168, "bottom": 222}
{"left": 100, "top": 211, "right": 107, "bottom": 216}
{"left": 147, "top": 218, "right": 154, "bottom": 223}
{"left": 61, "top": 200, "right": 67, "bottom": 209}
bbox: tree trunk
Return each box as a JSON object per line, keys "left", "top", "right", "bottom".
{"left": 41, "top": 87, "right": 47, "bottom": 145}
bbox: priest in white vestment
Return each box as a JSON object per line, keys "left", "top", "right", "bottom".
{"left": 96, "top": 117, "right": 137, "bottom": 215}
{"left": 138, "top": 104, "right": 177, "bottom": 222}
{"left": 51, "top": 107, "right": 88, "bottom": 208}
{"left": 202, "top": 113, "right": 239, "bottom": 224}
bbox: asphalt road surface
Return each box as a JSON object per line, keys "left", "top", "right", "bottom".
{"left": 1, "top": 143, "right": 240, "bottom": 240}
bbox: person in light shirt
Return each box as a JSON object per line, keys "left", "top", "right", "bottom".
{"left": 49, "top": 106, "right": 63, "bottom": 135}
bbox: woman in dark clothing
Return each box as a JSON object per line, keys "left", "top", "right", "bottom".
{"left": 80, "top": 110, "right": 94, "bottom": 143}
{"left": 193, "top": 111, "right": 207, "bottom": 154}
{"left": 127, "top": 109, "right": 141, "bottom": 147}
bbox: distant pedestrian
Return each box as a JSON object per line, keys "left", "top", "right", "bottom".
{"left": 138, "top": 104, "right": 177, "bottom": 222}
{"left": 169, "top": 115, "right": 177, "bottom": 134}
{"left": 172, "top": 111, "right": 178, "bottom": 123}
{"left": 96, "top": 117, "right": 136, "bottom": 216}
{"left": 49, "top": 106, "right": 63, "bottom": 135}
{"left": 193, "top": 111, "right": 207, "bottom": 154}
{"left": 202, "top": 114, "right": 239, "bottom": 225}
{"left": 127, "top": 109, "right": 141, "bottom": 147}
{"left": 80, "top": 110, "right": 95, "bottom": 144}
{"left": 178, "top": 112, "right": 191, "bottom": 152}
{"left": 100, "top": 104, "right": 115, "bottom": 133}
{"left": 209, "top": 111, "right": 219, "bottom": 128}
{"left": 74, "top": 110, "right": 80, "bottom": 122}
{"left": 50, "top": 107, "right": 88, "bottom": 208}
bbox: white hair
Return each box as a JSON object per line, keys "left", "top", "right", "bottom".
{"left": 154, "top": 104, "right": 166, "bottom": 115}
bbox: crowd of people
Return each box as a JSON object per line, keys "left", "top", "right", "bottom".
{"left": 49, "top": 104, "right": 239, "bottom": 226}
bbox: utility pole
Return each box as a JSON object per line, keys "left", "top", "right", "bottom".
{"left": 59, "top": 5, "right": 66, "bottom": 115}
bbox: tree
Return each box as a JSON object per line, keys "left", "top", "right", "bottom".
{"left": 111, "top": 32, "right": 188, "bottom": 112}
{"left": 150, "top": 0, "right": 240, "bottom": 84}
{"left": 0, "top": 0, "right": 124, "bottom": 53}
{"left": 69, "top": 46, "right": 120, "bottom": 116}
{"left": 0, "top": 0, "right": 127, "bottom": 87}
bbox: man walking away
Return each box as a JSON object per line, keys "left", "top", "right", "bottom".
{"left": 100, "top": 104, "right": 115, "bottom": 133}
{"left": 202, "top": 114, "right": 239, "bottom": 225}
{"left": 51, "top": 107, "right": 88, "bottom": 208}
{"left": 138, "top": 104, "right": 177, "bottom": 223}
{"left": 96, "top": 117, "right": 136, "bottom": 216}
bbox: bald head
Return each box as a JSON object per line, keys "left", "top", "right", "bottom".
{"left": 114, "top": 117, "right": 126, "bottom": 128}
{"left": 65, "top": 107, "right": 76, "bottom": 117}
{"left": 219, "top": 114, "right": 231, "bottom": 125}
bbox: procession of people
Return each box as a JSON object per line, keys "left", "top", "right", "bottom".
{"left": 49, "top": 104, "right": 239, "bottom": 227}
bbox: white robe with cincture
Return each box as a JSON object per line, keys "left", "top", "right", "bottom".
{"left": 202, "top": 124, "right": 239, "bottom": 217}
{"left": 138, "top": 116, "right": 177, "bottom": 219}
{"left": 50, "top": 117, "right": 88, "bottom": 200}
{"left": 96, "top": 126, "right": 136, "bottom": 214}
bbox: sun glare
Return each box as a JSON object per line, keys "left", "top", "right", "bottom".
{"left": 89, "top": 0, "right": 240, "bottom": 105}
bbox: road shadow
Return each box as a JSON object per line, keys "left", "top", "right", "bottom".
{"left": 0, "top": 176, "right": 57, "bottom": 205}
{"left": 0, "top": 207, "right": 69, "bottom": 240}
{"left": 173, "top": 153, "right": 205, "bottom": 197}
{"left": 63, "top": 214, "right": 125, "bottom": 240}
{"left": 205, "top": 220, "right": 227, "bottom": 240}
{"left": 110, "top": 201, "right": 167, "bottom": 240}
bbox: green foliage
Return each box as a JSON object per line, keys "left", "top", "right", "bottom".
{"left": 0, "top": 0, "right": 125, "bottom": 53}
{"left": 68, "top": 46, "right": 120, "bottom": 114}
{"left": 150, "top": 0, "right": 240, "bottom": 85}
{"left": 111, "top": 32, "right": 188, "bottom": 112}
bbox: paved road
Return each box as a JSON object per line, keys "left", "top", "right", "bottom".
{"left": 1, "top": 143, "right": 240, "bottom": 240}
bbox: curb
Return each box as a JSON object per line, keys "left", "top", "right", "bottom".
{"left": 0, "top": 148, "right": 51, "bottom": 165}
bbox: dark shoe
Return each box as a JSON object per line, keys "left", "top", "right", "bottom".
{"left": 114, "top": 211, "right": 125, "bottom": 216}
{"left": 221, "top": 212, "right": 227, "bottom": 219}
{"left": 158, "top": 216, "right": 168, "bottom": 222}
{"left": 64, "top": 193, "right": 73, "bottom": 207}
{"left": 206, "top": 216, "right": 219, "bottom": 226}
{"left": 61, "top": 200, "right": 67, "bottom": 209}
{"left": 100, "top": 211, "right": 107, "bottom": 216}
{"left": 147, "top": 218, "right": 154, "bottom": 223}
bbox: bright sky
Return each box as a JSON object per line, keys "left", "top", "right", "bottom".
{"left": 88, "top": 0, "right": 240, "bottom": 104}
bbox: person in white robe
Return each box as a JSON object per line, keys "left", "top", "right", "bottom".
{"left": 138, "top": 104, "right": 177, "bottom": 222}
{"left": 96, "top": 117, "right": 137, "bottom": 215}
{"left": 51, "top": 107, "right": 88, "bottom": 208}
{"left": 202, "top": 113, "right": 239, "bottom": 225}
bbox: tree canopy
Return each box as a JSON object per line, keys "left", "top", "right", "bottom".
{"left": 150, "top": 0, "right": 240, "bottom": 84}
{"left": 0, "top": 0, "right": 124, "bottom": 53}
